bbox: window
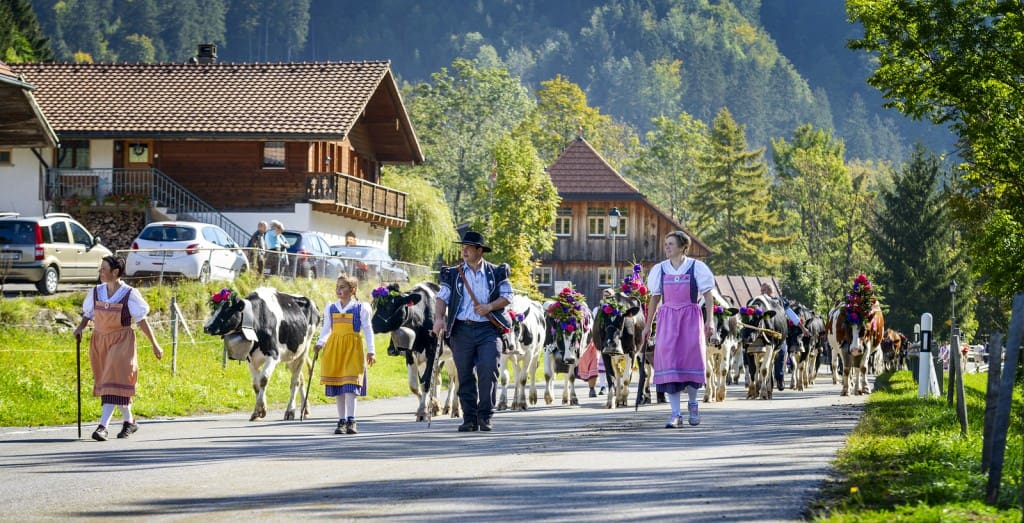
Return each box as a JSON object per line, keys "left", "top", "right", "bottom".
{"left": 555, "top": 208, "right": 572, "bottom": 236}
{"left": 533, "top": 267, "right": 552, "bottom": 287}
{"left": 49, "top": 222, "right": 70, "bottom": 243}
{"left": 56, "top": 141, "right": 89, "bottom": 169}
{"left": 263, "top": 141, "right": 285, "bottom": 168}
{"left": 588, "top": 216, "right": 606, "bottom": 236}
{"left": 69, "top": 221, "right": 92, "bottom": 246}
{"left": 598, "top": 267, "right": 615, "bottom": 286}
{"left": 0, "top": 149, "right": 11, "bottom": 165}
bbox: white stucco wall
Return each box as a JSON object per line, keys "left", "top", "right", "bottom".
{"left": 223, "top": 204, "right": 390, "bottom": 249}
{"left": 0, "top": 147, "right": 49, "bottom": 216}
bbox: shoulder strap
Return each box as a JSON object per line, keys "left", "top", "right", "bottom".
{"left": 458, "top": 266, "right": 504, "bottom": 331}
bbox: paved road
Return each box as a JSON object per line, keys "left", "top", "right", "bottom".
{"left": 0, "top": 375, "right": 866, "bottom": 522}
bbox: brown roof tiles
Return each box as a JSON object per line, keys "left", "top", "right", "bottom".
{"left": 11, "top": 61, "right": 393, "bottom": 139}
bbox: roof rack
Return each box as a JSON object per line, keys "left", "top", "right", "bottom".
{"left": 44, "top": 212, "right": 72, "bottom": 218}
{"left": 0, "top": 212, "right": 20, "bottom": 218}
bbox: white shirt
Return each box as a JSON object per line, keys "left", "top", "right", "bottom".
{"left": 82, "top": 284, "right": 150, "bottom": 322}
{"left": 316, "top": 298, "right": 375, "bottom": 354}
{"left": 645, "top": 258, "right": 715, "bottom": 296}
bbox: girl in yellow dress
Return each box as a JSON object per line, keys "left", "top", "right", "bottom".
{"left": 314, "top": 274, "right": 375, "bottom": 434}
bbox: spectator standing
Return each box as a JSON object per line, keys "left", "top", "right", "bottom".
{"left": 247, "top": 221, "right": 267, "bottom": 276}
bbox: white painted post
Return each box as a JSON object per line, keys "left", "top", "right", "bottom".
{"left": 918, "top": 313, "right": 940, "bottom": 397}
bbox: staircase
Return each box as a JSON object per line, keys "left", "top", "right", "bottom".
{"left": 48, "top": 167, "right": 251, "bottom": 246}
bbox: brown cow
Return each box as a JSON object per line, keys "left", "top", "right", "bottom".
{"left": 880, "top": 328, "right": 903, "bottom": 372}
{"left": 826, "top": 301, "right": 884, "bottom": 396}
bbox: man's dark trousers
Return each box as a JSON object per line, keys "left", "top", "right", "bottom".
{"left": 450, "top": 321, "right": 501, "bottom": 424}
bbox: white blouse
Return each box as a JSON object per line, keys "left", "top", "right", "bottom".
{"left": 645, "top": 258, "right": 715, "bottom": 296}
{"left": 82, "top": 284, "right": 150, "bottom": 323}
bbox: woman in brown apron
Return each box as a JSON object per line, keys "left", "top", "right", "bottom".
{"left": 74, "top": 255, "right": 163, "bottom": 441}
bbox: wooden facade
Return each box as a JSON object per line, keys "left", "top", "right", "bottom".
{"left": 538, "top": 137, "right": 711, "bottom": 303}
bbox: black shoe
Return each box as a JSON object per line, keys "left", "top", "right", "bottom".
{"left": 457, "top": 421, "right": 478, "bottom": 432}
{"left": 589, "top": 388, "right": 597, "bottom": 398}
{"left": 598, "top": 386, "right": 606, "bottom": 395}
{"left": 91, "top": 425, "right": 107, "bottom": 441}
{"left": 334, "top": 419, "right": 346, "bottom": 435}
{"left": 116, "top": 421, "right": 138, "bottom": 439}
{"left": 478, "top": 419, "right": 493, "bottom": 432}
{"left": 345, "top": 419, "right": 358, "bottom": 434}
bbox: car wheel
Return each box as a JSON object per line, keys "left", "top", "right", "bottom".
{"left": 36, "top": 266, "right": 59, "bottom": 294}
{"left": 199, "top": 263, "right": 211, "bottom": 283}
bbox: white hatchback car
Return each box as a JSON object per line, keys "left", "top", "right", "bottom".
{"left": 126, "top": 221, "right": 248, "bottom": 282}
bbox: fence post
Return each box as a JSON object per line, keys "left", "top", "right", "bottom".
{"left": 951, "top": 330, "right": 967, "bottom": 436}
{"left": 170, "top": 296, "right": 178, "bottom": 376}
{"left": 981, "top": 332, "right": 1003, "bottom": 473}
{"left": 986, "top": 293, "right": 1023, "bottom": 505}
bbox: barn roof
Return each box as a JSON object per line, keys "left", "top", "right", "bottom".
{"left": 714, "top": 275, "right": 780, "bottom": 307}
{"left": 0, "top": 62, "right": 58, "bottom": 148}
{"left": 9, "top": 60, "right": 422, "bottom": 163}
{"left": 547, "top": 136, "right": 712, "bottom": 257}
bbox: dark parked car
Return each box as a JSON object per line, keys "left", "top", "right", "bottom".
{"left": 330, "top": 245, "right": 409, "bottom": 282}
{"left": 281, "top": 231, "right": 346, "bottom": 280}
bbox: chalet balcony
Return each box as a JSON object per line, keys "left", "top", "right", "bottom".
{"left": 305, "top": 172, "right": 407, "bottom": 228}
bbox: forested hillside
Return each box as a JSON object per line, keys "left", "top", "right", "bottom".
{"left": 21, "top": 0, "right": 951, "bottom": 163}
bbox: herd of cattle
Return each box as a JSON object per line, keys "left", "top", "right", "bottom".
{"left": 201, "top": 283, "right": 907, "bottom": 422}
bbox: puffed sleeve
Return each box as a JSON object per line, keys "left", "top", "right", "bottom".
{"left": 82, "top": 286, "right": 97, "bottom": 319}
{"left": 126, "top": 287, "right": 151, "bottom": 323}
{"left": 361, "top": 302, "right": 375, "bottom": 354}
{"left": 694, "top": 260, "right": 715, "bottom": 294}
{"left": 646, "top": 262, "right": 664, "bottom": 296}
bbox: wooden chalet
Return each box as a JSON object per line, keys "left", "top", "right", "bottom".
{"left": 538, "top": 137, "right": 711, "bottom": 303}
{"left": 5, "top": 44, "right": 422, "bottom": 247}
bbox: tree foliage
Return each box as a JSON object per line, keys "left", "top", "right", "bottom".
{"left": 848, "top": 0, "right": 1024, "bottom": 298}
{"left": 628, "top": 112, "right": 709, "bottom": 229}
{"left": 471, "top": 135, "right": 559, "bottom": 294}
{"left": 0, "top": 0, "right": 53, "bottom": 63}
{"left": 693, "top": 108, "right": 789, "bottom": 275}
{"left": 380, "top": 170, "right": 458, "bottom": 268}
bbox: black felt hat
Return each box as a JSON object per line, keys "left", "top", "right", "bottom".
{"left": 455, "top": 230, "right": 491, "bottom": 252}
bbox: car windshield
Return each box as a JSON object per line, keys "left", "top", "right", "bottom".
{"left": 140, "top": 225, "right": 197, "bottom": 242}
{"left": 333, "top": 246, "right": 372, "bottom": 258}
{"left": 282, "top": 232, "right": 302, "bottom": 251}
{"left": 0, "top": 222, "right": 37, "bottom": 244}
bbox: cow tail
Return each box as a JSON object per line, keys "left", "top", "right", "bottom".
{"left": 421, "top": 335, "right": 440, "bottom": 394}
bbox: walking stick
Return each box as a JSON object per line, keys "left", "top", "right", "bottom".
{"left": 424, "top": 334, "right": 441, "bottom": 429}
{"left": 300, "top": 349, "right": 319, "bottom": 422}
{"left": 75, "top": 335, "right": 82, "bottom": 439}
{"left": 635, "top": 345, "right": 647, "bottom": 412}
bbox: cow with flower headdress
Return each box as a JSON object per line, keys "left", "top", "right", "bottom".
{"left": 705, "top": 288, "right": 740, "bottom": 402}
{"left": 497, "top": 294, "right": 546, "bottom": 411}
{"left": 203, "top": 287, "right": 319, "bottom": 421}
{"left": 591, "top": 264, "right": 648, "bottom": 409}
{"left": 542, "top": 285, "right": 591, "bottom": 406}
{"left": 826, "top": 273, "right": 885, "bottom": 396}
{"left": 370, "top": 282, "right": 459, "bottom": 421}
{"left": 738, "top": 292, "right": 787, "bottom": 400}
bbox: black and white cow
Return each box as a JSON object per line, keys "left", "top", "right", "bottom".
{"left": 739, "top": 294, "right": 787, "bottom": 400}
{"left": 498, "top": 295, "right": 546, "bottom": 411}
{"left": 592, "top": 292, "right": 644, "bottom": 409}
{"left": 203, "top": 287, "right": 319, "bottom": 421}
{"left": 370, "top": 282, "right": 459, "bottom": 421}
{"left": 706, "top": 289, "right": 740, "bottom": 402}
{"left": 542, "top": 301, "right": 592, "bottom": 406}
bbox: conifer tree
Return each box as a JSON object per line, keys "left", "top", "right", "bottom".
{"left": 0, "top": 0, "right": 53, "bottom": 62}
{"left": 694, "top": 107, "right": 789, "bottom": 275}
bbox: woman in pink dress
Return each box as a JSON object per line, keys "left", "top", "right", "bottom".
{"left": 641, "top": 231, "right": 715, "bottom": 428}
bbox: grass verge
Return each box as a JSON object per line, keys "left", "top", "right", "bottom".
{"left": 810, "top": 371, "right": 1022, "bottom": 521}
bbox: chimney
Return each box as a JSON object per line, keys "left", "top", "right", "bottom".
{"left": 197, "top": 43, "right": 217, "bottom": 64}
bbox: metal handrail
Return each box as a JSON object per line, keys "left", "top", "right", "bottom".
{"left": 47, "top": 167, "right": 250, "bottom": 245}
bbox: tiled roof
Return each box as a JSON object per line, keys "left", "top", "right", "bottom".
{"left": 714, "top": 275, "right": 779, "bottom": 308}
{"left": 10, "top": 61, "right": 394, "bottom": 139}
{"left": 547, "top": 137, "right": 639, "bottom": 195}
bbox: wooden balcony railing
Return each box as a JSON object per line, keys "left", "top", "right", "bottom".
{"left": 306, "top": 172, "right": 407, "bottom": 228}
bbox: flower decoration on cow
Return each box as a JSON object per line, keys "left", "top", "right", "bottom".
{"left": 371, "top": 285, "right": 401, "bottom": 309}
{"left": 740, "top": 306, "right": 764, "bottom": 324}
{"left": 547, "top": 286, "right": 587, "bottom": 335}
{"left": 209, "top": 288, "right": 233, "bottom": 309}
{"left": 619, "top": 263, "right": 650, "bottom": 311}
{"left": 844, "top": 273, "right": 875, "bottom": 325}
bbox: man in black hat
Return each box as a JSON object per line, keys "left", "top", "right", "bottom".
{"left": 432, "top": 230, "right": 512, "bottom": 432}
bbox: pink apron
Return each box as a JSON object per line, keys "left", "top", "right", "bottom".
{"left": 652, "top": 260, "right": 706, "bottom": 389}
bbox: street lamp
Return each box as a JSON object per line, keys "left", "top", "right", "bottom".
{"left": 608, "top": 207, "right": 621, "bottom": 286}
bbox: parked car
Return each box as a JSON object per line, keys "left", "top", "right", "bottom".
{"left": 281, "top": 231, "right": 346, "bottom": 280}
{"left": 126, "top": 221, "right": 248, "bottom": 282}
{"left": 330, "top": 245, "right": 409, "bottom": 283}
{"left": 0, "top": 212, "right": 112, "bottom": 294}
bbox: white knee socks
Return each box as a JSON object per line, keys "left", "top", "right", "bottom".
{"left": 336, "top": 393, "right": 357, "bottom": 420}
{"left": 99, "top": 404, "right": 116, "bottom": 427}
{"left": 668, "top": 392, "right": 681, "bottom": 417}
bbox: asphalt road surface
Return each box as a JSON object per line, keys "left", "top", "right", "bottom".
{"left": 0, "top": 374, "right": 866, "bottom": 522}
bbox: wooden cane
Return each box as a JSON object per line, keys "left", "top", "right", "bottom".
{"left": 300, "top": 349, "right": 319, "bottom": 422}
{"left": 75, "top": 335, "right": 82, "bottom": 439}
